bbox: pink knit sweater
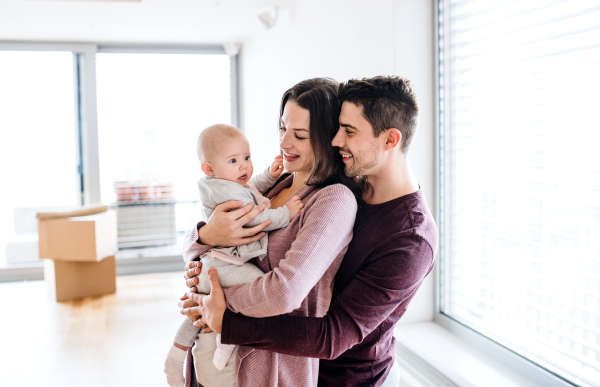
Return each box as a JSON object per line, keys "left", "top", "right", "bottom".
{"left": 182, "top": 175, "right": 357, "bottom": 386}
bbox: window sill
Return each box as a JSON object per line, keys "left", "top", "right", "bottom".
{"left": 0, "top": 253, "right": 184, "bottom": 283}
{"left": 395, "top": 322, "right": 543, "bottom": 387}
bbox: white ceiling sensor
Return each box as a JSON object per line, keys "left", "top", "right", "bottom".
{"left": 0, "top": 0, "right": 297, "bottom": 44}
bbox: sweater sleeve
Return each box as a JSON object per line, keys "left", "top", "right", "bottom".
{"left": 249, "top": 167, "right": 278, "bottom": 194}
{"left": 223, "top": 184, "right": 357, "bottom": 317}
{"left": 182, "top": 222, "right": 212, "bottom": 264}
{"left": 203, "top": 177, "right": 290, "bottom": 231}
{"left": 220, "top": 234, "right": 435, "bottom": 359}
{"left": 243, "top": 205, "right": 290, "bottom": 231}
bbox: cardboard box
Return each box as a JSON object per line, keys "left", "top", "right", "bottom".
{"left": 38, "top": 211, "right": 117, "bottom": 262}
{"left": 44, "top": 255, "right": 116, "bottom": 302}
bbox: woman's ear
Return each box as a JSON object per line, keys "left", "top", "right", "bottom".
{"left": 201, "top": 162, "right": 214, "bottom": 176}
{"left": 384, "top": 128, "right": 402, "bottom": 150}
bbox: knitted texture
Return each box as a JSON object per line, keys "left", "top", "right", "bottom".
{"left": 182, "top": 174, "right": 357, "bottom": 387}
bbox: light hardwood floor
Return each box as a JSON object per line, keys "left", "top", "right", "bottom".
{"left": 1, "top": 272, "right": 187, "bottom": 387}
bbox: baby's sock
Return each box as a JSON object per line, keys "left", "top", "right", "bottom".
{"left": 164, "top": 345, "right": 188, "bottom": 387}
{"left": 213, "top": 334, "right": 236, "bottom": 370}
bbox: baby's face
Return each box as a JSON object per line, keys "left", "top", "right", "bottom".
{"left": 210, "top": 137, "right": 253, "bottom": 186}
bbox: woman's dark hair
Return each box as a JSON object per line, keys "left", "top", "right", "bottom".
{"left": 279, "top": 78, "right": 364, "bottom": 197}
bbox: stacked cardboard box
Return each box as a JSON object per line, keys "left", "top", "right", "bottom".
{"left": 37, "top": 206, "right": 118, "bottom": 302}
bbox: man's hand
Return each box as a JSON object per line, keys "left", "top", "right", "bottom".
{"left": 178, "top": 292, "right": 201, "bottom": 323}
{"left": 198, "top": 201, "right": 270, "bottom": 247}
{"left": 269, "top": 155, "right": 284, "bottom": 178}
{"left": 186, "top": 268, "right": 227, "bottom": 334}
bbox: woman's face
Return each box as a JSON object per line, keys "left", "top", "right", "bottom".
{"left": 279, "top": 101, "right": 314, "bottom": 173}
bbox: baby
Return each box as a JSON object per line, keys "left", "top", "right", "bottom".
{"left": 164, "top": 124, "right": 304, "bottom": 387}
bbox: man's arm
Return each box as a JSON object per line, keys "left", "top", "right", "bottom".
{"left": 220, "top": 235, "right": 435, "bottom": 359}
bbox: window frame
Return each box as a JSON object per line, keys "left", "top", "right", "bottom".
{"left": 433, "top": 2, "right": 584, "bottom": 387}
{"left": 0, "top": 41, "right": 98, "bottom": 205}
{"left": 0, "top": 41, "right": 238, "bottom": 282}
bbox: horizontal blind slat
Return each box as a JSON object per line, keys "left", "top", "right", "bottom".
{"left": 442, "top": 0, "right": 600, "bottom": 385}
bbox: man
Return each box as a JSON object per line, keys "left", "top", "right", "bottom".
{"left": 182, "top": 75, "right": 438, "bottom": 386}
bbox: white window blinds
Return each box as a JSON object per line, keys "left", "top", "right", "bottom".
{"left": 439, "top": 1, "right": 600, "bottom": 386}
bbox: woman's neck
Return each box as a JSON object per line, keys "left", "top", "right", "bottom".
{"left": 270, "top": 171, "right": 308, "bottom": 210}
{"left": 288, "top": 171, "right": 308, "bottom": 194}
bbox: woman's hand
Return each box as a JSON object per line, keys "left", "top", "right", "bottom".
{"left": 198, "top": 201, "right": 271, "bottom": 247}
{"left": 181, "top": 268, "right": 227, "bottom": 334}
{"left": 184, "top": 261, "right": 202, "bottom": 292}
{"left": 178, "top": 292, "right": 201, "bottom": 323}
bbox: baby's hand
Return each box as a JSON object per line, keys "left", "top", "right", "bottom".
{"left": 269, "top": 155, "right": 284, "bottom": 178}
{"left": 286, "top": 195, "right": 304, "bottom": 220}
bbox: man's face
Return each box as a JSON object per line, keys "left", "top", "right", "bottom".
{"left": 332, "top": 102, "right": 383, "bottom": 177}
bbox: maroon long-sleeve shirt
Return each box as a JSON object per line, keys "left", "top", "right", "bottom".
{"left": 220, "top": 189, "right": 438, "bottom": 386}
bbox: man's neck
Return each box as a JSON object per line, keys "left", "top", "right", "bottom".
{"left": 362, "top": 153, "right": 419, "bottom": 205}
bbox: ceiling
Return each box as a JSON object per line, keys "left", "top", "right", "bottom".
{"left": 0, "top": 0, "right": 296, "bottom": 44}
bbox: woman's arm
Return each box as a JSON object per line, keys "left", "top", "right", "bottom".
{"left": 182, "top": 222, "right": 212, "bottom": 264}
{"left": 223, "top": 184, "right": 357, "bottom": 318}
{"left": 219, "top": 236, "right": 436, "bottom": 359}
{"left": 182, "top": 201, "right": 271, "bottom": 265}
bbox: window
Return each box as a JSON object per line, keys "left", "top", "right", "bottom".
{"left": 0, "top": 43, "right": 236, "bottom": 279}
{"left": 96, "top": 52, "right": 232, "bottom": 203}
{"left": 437, "top": 1, "right": 600, "bottom": 387}
{"left": 0, "top": 50, "right": 81, "bottom": 269}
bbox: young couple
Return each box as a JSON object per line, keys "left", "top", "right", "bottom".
{"left": 178, "top": 76, "right": 438, "bottom": 387}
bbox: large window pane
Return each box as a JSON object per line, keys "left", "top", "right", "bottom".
{"left": 96, "top": 53, "right": 232, "bottom": 204}
{"left": 440, "top": 1, "right": 600, "bottom": 386}
{"left": 0, "top": 51, "right": 80, "bottom": 268}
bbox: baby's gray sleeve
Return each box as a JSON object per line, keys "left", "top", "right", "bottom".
{"left": 202, "top": 179, "right": 256, "bottom": 208}
{"left": 250, "top": 167, "right": 278, "bottom": 194}
{"left": 244, "top": 205, "right": 290, "bottom": 231}
{"left": 203, "top": 178, "right": 290, "bottom": 231}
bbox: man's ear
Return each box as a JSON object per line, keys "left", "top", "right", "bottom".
{"left": 201, "top": 162, "right": 214, "bottom": 176}
{"left": 383, "top": 128, "right": 402, "bottom": 150}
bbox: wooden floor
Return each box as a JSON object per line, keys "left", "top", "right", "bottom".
{"left": 1, "top": 272, "right": 187, "bottom": 387}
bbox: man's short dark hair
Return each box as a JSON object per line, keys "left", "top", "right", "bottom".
{"left": 338, "top": 75, "right": 419, "bottom": 153}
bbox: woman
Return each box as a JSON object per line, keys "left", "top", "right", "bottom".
{"left": 181, "top": 78, "right": 360, "bottom": 387}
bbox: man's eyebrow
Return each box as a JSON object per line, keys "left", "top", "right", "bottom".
{"left": 340, "top": 123, "right": 357, "bottom": 129}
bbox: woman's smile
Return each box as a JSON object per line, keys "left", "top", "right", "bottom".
{"left": 283, "top": 151, "right": 300, "bottom": 162}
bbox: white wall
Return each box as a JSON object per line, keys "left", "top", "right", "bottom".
{"left": 241, "top": 0, "right": 436, "bottom": 323}
{"left": 0, "top": 0, "right": 437, "bottom": 321}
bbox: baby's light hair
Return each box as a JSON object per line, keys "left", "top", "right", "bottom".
{"left": 197, "top": 124, "right": 247, "bottom": 163}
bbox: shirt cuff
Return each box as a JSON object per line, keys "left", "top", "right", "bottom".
{"left": 195, "top": 221, "right": 206, "bottom": 244}
{"left": 220, "top": 308, "right": 236, "bottom": 345}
